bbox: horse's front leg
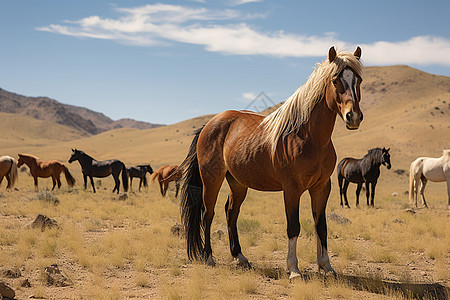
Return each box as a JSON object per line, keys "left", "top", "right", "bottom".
{"left": 89, "top": 176, "right": 96, "bottom": 193}
{"left": 51, "top": 177, "right": 57, "bottom": 191}
{"left": 370, "top": 181, "right": 377, "bottom": 207}
{"left": 283, "top": 186, "right": 304, "bottom": 279}
{"left": 342, "top": 180, "right": 350, "bottom": 208}
{"left": 355, "top": 183, "right": 363, "bottom": 207}
{"left": 33, "top": 176, "right": 39, "bottom": 191}
{"left": 365, "top": 181, "right": 370, "bottom": 206}
{"left": 309, "top": 179, "right": 335, "bottom": 276}
{"left": 446, "top": 177, "right": 450, "bottom": 206}
{"left": 83, "top": 174, "right": 88, "bottom": 190}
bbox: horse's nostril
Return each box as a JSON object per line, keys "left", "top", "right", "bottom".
{"left": 346, "top": 112, "right": 352, "bottom": 122}
{"left": 360, "top": 112, "right": 363, "bottom": 122}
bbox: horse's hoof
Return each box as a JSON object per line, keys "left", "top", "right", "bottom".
{"left": 233, "top": 253, "right": 252, "bottom": 269}
{"left": 289, "top": 271, "right": 301, "bottom": 281}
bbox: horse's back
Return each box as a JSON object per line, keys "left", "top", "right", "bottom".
{"left": 339, "top": 158, "right": 365, "bottom": 183}
{"left": 198, "top": 110, "right": 281, "bottom": 191}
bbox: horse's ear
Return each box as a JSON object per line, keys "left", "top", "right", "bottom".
{"left": 387, "top": 148, "right": 390, "bottom": 152}
{"left": 353, "top": 46, "right": 361, "bottom": 60}
{"left": 72, "top": 148, "right": 74, "bottom": 152}
{"left": 328, "top": 46, "right": 337, "bottom": 62}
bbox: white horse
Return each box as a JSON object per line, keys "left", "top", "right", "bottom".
{"left": 409, "top": 150, "right": 450, "bottom": 208}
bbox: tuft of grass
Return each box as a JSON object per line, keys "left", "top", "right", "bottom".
{"left": 291, "top": 279, "right": 322, "bottom": 300}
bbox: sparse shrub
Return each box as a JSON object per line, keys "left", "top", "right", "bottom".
{"left": 35, "top": 189, "right": 59, "bottom": 205}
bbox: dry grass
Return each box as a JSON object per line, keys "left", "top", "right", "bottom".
{"left": 1, "top": 65, "right": 449, "bottom": 299}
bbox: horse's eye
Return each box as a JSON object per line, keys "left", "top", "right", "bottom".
{"left": 332, "top": 79, "right": 338, "bottom": 86}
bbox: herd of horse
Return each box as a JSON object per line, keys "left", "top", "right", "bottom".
{"left": 0, "top": 150, "right": 181, "bottom": 196}
{"left": 0, "top": 47, "right": 449, "bottom": 279}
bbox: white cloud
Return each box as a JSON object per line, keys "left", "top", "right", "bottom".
{"left": 36, "top": 4, "right": 450, "bottom": 66}
{"left": 242, "top": 92, "right": 257, "bottom": 100}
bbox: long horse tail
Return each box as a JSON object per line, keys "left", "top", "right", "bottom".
{"left": 121, "top": 163, "right": 129, "bottom": 192}
{"left": 409, "top": 160, "right": 416, "bottom": 203}
{"left": 7, "top": 157, "right": 18, "bottom": 189}
{"left": 142, "top": 174, "right": 148, "bottom": 187}
{"left": 180, "top": 127, "right": 205, "bottom": 261}
{"left": 149, "top": 170, "right": 159, "bottom": 184}
{"left": 63, "top": 165, "right": 76, "bottom": 187}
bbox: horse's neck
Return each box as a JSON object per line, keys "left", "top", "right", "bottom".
{"left": 25, "top": 158, "right": 38, "bottom": 168}
{"left": 79, "top": 155, "right": 94, "bottom": 167}
{"left": 300, "top": 98, "right": 337, "bottom": 146}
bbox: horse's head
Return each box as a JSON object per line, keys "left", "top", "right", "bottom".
{"left": 326, "top": 46, "right": 363, "bottom": 130}
{"left": 17, "top": 154, "right": 25, "bottom": 167}
{"left": 146, "top": 165, "right": 154, "bottom": 174}
{"left": 382, "top": 147, "right": 391, "bottom": 169}
{"left": 68, "top": 149, "right": 81, "bottom": 163}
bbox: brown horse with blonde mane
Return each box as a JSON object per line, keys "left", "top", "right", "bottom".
{"left": 18, "top": 153, "right": 75, "bottom": 191}
{"left": 180, "top": 46, "right": 364, "bottom": 279}
{"left": 150, "top": 165, "right": 182, "bottom": 197}
{"left": 0, "top": 156, "right": 18, "bottom": 190}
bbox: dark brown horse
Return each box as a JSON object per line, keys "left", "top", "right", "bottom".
{"left": 127, "top": 164, "right": 153, "bottom": 192}
{"left": 68, "top": 149, "right": 128, "bottom": 194}
{"left": 0, "top": 156, "right": 18, "bottom": 190}
{"left": 180, "top": 46, "right": 364, "bottom": 279}
{"left": 150, "top": 165, "right": 182, "bottom": 197}
{"left": 17, "top": 153, "right": 75, "bottom": 191}
{"left": 337, "top": 147, "right": 391, "bottom": 208}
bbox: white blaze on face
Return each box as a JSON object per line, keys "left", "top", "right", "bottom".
{"left": 340, "top": 68, "right": 358, "bottom": 104}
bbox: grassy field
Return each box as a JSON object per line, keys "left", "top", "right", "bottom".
{"left": 0, "top": 165, "right": 448, "bottom": 299}
{"left": 0, "top": 65, "right": 449, "bottom": 299}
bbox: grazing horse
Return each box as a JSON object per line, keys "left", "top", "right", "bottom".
{"left": 409, "top": 150, "right": 450, "bottom": 208}
{"left": 337, "top": 148, "right": 391, "bottom": 208}
{"left": 0, "top": 156, "right": 18, "bottom": 190}
{"left": 180, "top": 46, "right": 364, "bottom": 278}
{"left": 127, "top": 164, "right": 153, "bottom": 192}
{"left": 17, "top": 154, "right": 75, "bottom": 191}
{"left": 68, "top": 149, "right": 128, "bottom": 194}
{"left": 150, "top": 165, "right": 182, "bottom": 197}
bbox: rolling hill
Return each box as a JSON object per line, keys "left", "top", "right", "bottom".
{"left": 0, "top": 88, "right": 164, "bottom": 135}
{"left": 2, "top": 65, "right": 449, "bottom": 175}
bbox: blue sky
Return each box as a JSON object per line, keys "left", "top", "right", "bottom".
{"left": 1, "top": 0, "right": 450, "bottom": 125}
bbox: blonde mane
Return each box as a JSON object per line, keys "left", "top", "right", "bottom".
{"left": 443, "top": 150, "right": 450, "bottom": 162}
{"left": 261, "top": 50, "right": 363, "bottom": 155}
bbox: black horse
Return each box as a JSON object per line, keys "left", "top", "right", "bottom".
{"left": 68, "top": 149, "right": 128, "bottom": 194}
{"left": 337, "top": 147, "right": 391, "bottom": 207}
{"left": 127, "top": 164, "right": 153, "bottom": 192}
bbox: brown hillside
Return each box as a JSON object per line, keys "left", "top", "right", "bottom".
{"left": 0, "top": 88, "right": 164, "bottom": 135}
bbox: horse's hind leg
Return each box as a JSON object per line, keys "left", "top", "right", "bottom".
{"left": 225, "top": 172, "right": 250, "bottom": 268}
{"left": 355, "top": 183, "right": 363, "bottom": 207}
{"left": 200, "top": 167, "right": 226, "bottom": 267}
{"left": 342, "top": 180, "right": 350, "bottom": 208}
{"left": 56, "top": 173, "right": 62, "bottom": 189}
{"left": 112, "top": 175, "right": 120, "bottom": 194}
{"left": 446, "top": 177, "right": 450, "bottom": 206}
{"left": 309, "top": 179, "right": 335, "bottom": 276}
{"left": 338, "top": 174, "right": 344, "bottom": 206}
{"left": 420, "top": 177, "right": 428, "bottom": 208}
{"left": 5, "top": 174, "right": 11, "bottom": 190}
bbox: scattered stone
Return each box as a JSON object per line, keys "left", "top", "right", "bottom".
{"left": 405, "top": 208, "right": 416, "bottom": 215}
{"left": 118, "top": 193, "right": 128, "bottom": 201}
{"left": 327, "top": 212, "right": 352, "bottom": 225}
{"left": 171, "top": 224, "right": 184, "bottom": 237}
{"left": 212, "top": 229, "right": 224, "bottom": 240}
{"left": 29, "top": 214, "right": 59, "bottom": 231}
{"left": 0, "top": 281, "right": 15, "bottom": 299}
{"left": 43, "top": 264, "right": 73, "bottom": 287}
{"left": 20, "top": 278, "right": 31, "bottom": 288}
{"left": 2, "top": 268, "right": 21, "bottom": 278}
{"left": 393, "top": 218, "right": 404, "bottom": 223}
{"left": 392, "top": 192, "right": 398, "bottom": 197}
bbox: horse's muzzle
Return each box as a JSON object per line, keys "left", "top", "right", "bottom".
{"left": 345, "top": 110, "right": 362, "bottom": 130}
